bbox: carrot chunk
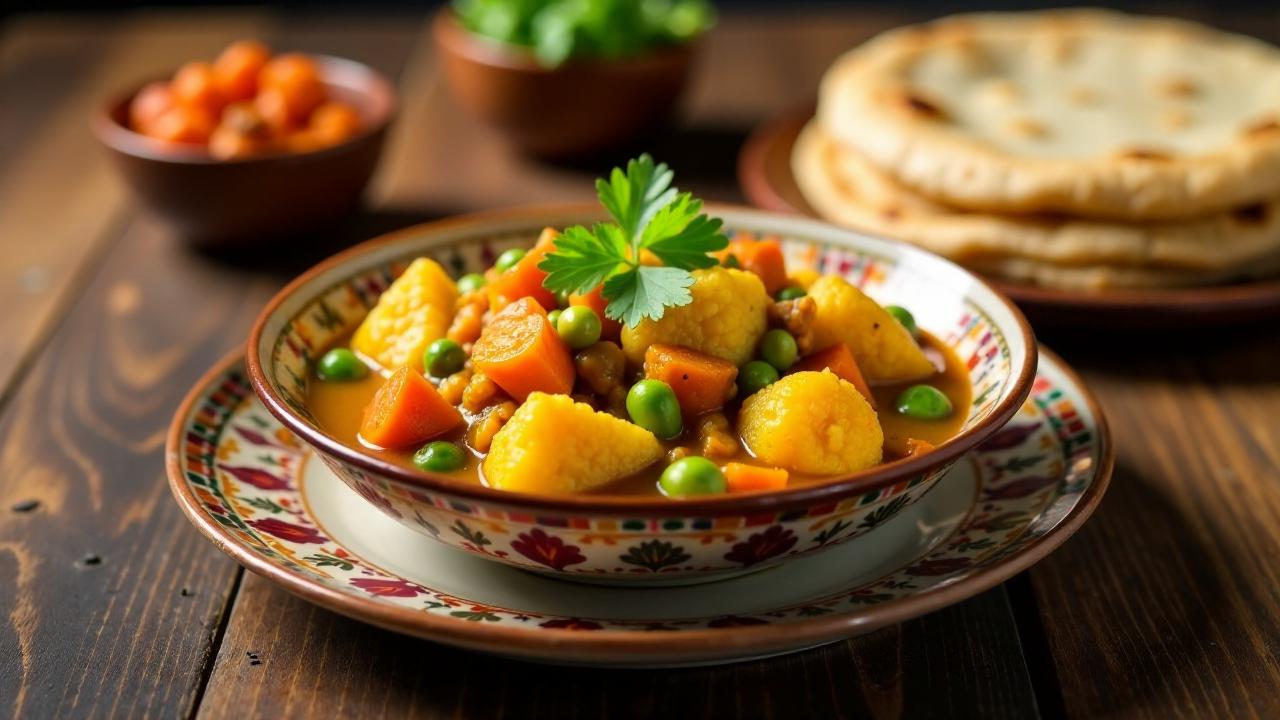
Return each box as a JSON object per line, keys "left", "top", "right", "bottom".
{"left": 643, "top": 343, "right": 738, "bottom": 416}
{"left": 472, "top": 297, "right": 575, "bottom": 402}
{"left": 359, "top": 366, "right": 463, "bottom": 449}
{"left": 487, "top": 229, "right": 559, "bottom": 312}
{"left": 792, "top": 342, "right": 875, "bottom": 409}
{"left": 723, "top": 462, "right": 789, "bottom": 493}
{"left": 720, "top": 235, "right": 788, "bottom": 295}
{"left": 569, "top": 283, "right": 622, "bottom": 342}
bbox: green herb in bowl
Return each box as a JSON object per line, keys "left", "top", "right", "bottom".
{"left": 453, "top": 0, "right": 716, "bottom": 67}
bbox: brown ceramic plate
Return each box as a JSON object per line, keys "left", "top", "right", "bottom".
{"left": 167, "top": 346, "right": 1109, "bottom": 666}
{"left": 739, "top": 103, "right": 1280, "bottom": 327}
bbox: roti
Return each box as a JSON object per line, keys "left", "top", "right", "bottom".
{"left": 818, "top": 10, "right": 1280, "bottom": 221}
{"left": 792, "top": 121, "right": 1280, "bottom": 288}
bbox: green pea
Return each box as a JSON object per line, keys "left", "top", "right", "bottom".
{"left": 721, "top": 253, "right": 741, "bottom": 269}
{"left": 895, "top": 385, "right": 953, "bottom": 420}
{"left": 423, "top": 338, "right": 465, "bottom": 378}
{"left": 885, "top": 305, "right": 917, "bottom": 335}
{"left": 556, "top": 306, "right": 602, "bottom": 349}
{"left": 739, "top": 360, "right": 779, "bottom": 396}
{"left": 555, "top": 289, "right": 572, "bottom": 308}
{"left": 659, "top": 457, "right": 727, "bottom": 497}
{"left": 456, "top": 273, "right": 486, "bottom": 293}
{"left": 546, "top": 308, "right": 563, "bottom": 328}
{"left": 413, "top": 441, "right": 466, "bottom": 473}
{"left": 317, "top": 348, "right": 367, "bottom": 382}
{"left": 760, "top": 329, "right": 798, "bottom": 371}
{"left": 776, "top": 286, "right": 806, "bottom": 301}
{"left": 626, "top": 379, "right": 683, "bottom": 439}
{"left": 494, "top": 248, "right": 526, "bottom": 273}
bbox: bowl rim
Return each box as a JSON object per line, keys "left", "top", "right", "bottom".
{"left": 430, "top": 7, "right": 699, "bottom": 74}
{"left": 245, "top": 201, "right": 1039, "bottom": 516}
{"left": 92, "top": 54, "right": 397, "bottom": 166}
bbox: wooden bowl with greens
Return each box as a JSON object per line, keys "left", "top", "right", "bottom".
{"left": 433, "top": 1, "right": 714, "bottom": 158}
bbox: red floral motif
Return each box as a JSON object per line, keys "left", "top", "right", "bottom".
{"left": 538, "top": 618, "right": 603, "bottom": 630}
{"left": 723, "top": 525, "right": 796, "bottom": 566}
{"left": 352, "top": 480, "right": 402, "bottom": 519}
{"left": 350, "top": 578, "right": 422, "bottom": 598}
{"left": 979, "top": 423, "right": 1039, "bottom": 451}
{"left": 905, "top": 557, "right": 971, "bottom": 576}
{"left": 511, "top": 528, "right": 586, "bottom": 570}
{"left": 248, "top": 517, "right": 327, "bottom": 544}
{"left": 708, "top": 615, "right": 769, "bottom": 628}
{"left": 222, "top": 464, "right": 291, "bottom": 490}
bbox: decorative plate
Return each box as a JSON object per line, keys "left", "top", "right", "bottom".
{"left": 738, "top": 103, "right": 1280, "bottom": 328}
{"left": 166, "top": 347, "right": 1111, "bottom": 667}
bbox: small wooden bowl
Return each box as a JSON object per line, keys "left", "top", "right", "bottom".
{"left": 432, "top": 9, "right": 696, "bottom": 158}
{"left": 93, "top": 56, "right": 396, "bottom": 249}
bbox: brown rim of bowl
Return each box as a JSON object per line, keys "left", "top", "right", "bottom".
{"left": 738, "top": 101, "right": 1280, "bottom": 318}
{"left": 91, "top": 54, "right": 397, "bottom": 166}
{"left": 244, "top": 201, "right": 1039, "bottom": 517}
{"left": 431, "top": 7, "right": 699, "bottom": 74}
{"left": 168, "top": 345, "right": 1109, "bottom": 662}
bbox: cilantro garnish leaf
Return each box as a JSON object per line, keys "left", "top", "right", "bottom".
{"left": 539, "top": 154, "right": 728, "bottom": 327}
{"left": 596, "top": 155, "right": 677, "bottom": 242}
{"left": 601, "top": 266, "right": 694, "bottom": 328}
{"left": 538, "top": 224, "right": 627, "bottom": 295}
{"left": 640, "top": 195, "right": 725, "bottom": 270}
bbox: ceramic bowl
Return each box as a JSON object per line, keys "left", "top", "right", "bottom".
{"left": 432, "top": 9, "right": 696, "bottom": 158}
{"left": 246, "top": 204, "right": 1037, "bottom": 586}
{"left": 93, "top": 56, "right": 396, "bottom": 248}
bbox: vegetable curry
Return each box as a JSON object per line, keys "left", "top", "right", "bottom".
{"left": 305, "top": 155, "right": 971, "bottom": 498}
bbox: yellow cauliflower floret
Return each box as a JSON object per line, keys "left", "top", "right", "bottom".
{"left": 788, "top": 268, "right": 821, "bottom": 289}
{"left": 484, "top": 393, "right": 662, "bottom": 494}
{"left": 808, "top": 276, "right": 935, "bottom": 384}
{"left": 621, "top": 267, "right": 769, "bottom": 366}
{"left": 352, "top": 258, "right": 459, "bottom": 370}
{"left": 738, "top": 370, "right": 883, "bottom": 475}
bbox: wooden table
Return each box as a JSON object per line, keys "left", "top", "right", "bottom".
{"left": 1, "top": 6, "right": 1278, "bottom": 718}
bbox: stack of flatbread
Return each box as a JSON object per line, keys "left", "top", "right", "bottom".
{"left": 794, "top": 10, "right": 1280, "bottom": 290}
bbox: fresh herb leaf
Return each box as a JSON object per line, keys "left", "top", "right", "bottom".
{"left": 640, "top": 195, "right": 725, "bottom": 270}
{"left": 596, "top": 155, "right": 676, "bottom": 243}
{"left": 539, "top": 224, "right": 626, "bottom": 295}
{"left": 539, "top": 153, "right": 728, "bottom": 328}
{"left": 453, "top": 0, "right": 717, "bottom": 69}
{"left": 601, "top": 265, "right": 694, "bottom": 328}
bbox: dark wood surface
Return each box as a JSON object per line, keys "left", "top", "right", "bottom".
{"left": 0, "top": 6, "right": 1277, "bottom": 719}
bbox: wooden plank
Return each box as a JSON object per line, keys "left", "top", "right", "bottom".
{"left": 0, "top": 14, "right": 422, "bottom": 718}
{"left": 196, "top": 12, "right": 1039, "bottom": 719}
{"left": 0, "top": 13, "right": 271, "bottom": 403}
{"left": 199, "top": 575, "right": 1036, "bottom": 720}
{"left": 1026, "top": 326, "right": 1280, "bottom": 719}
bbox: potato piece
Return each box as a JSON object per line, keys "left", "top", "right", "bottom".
{"left": 807, "top": 276, "right": 935, "bottom": 384}
{"left": 484, "top": 393, "right": 662, "bottom": 494}
{"left": 352, "top": 258, "right": 459, "bottom": 371}
{"left": 738, "top": 370, "right": 883, "bottom": 475}
{"left": 621, "top": 267, "right": 769, "bottom": 367}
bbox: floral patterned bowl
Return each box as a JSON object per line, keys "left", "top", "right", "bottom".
{"left": 246, "top": 204, "right": 1036, "bottom": 585}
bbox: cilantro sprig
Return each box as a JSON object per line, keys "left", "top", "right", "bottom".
{"left": 539, "top": 155, "right": 728, "bottom": 328}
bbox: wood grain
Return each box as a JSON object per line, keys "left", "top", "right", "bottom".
{"left": 198, "top": 574, "right": 1037, "bottom": 720}
{"left": 0, "top": 13, "right": 272, "bottom": 403}
{"left": 1028, "top": 325, "right": 1280, "bottom": 719}
{"left": 0, "top": 14, "right": 420, "bottom": 718}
